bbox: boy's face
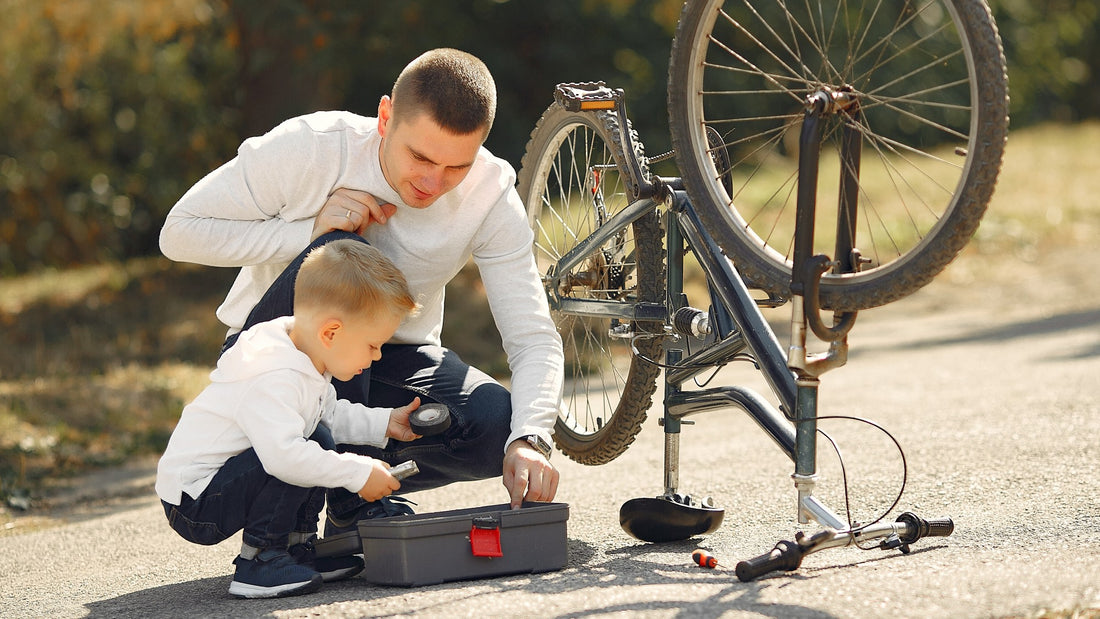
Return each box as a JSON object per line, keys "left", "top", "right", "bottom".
{"left": 322, "top": 311, "right": 404, "bottom": 382}
{"left": 376, "top": 96, "right": 484, "bottom": 209}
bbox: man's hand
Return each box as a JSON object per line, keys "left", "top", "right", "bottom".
{"left": 387, "top": 397, "right": 422, "bottom": 442}
{"left": 312, "top": 188, "right": 398, "bottom": 241}
{"left": 502, "top": 439, "right": 559, "bottom": 509}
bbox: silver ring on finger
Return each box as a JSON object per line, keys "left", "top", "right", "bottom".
{"left": 345, "top": 209, "right": 352, "bottom": 220}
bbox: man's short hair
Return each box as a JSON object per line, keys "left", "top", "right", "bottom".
{"left": 391, "top": 48, "right": 496, "bottom": 137}
{"left": 294, "top": 240, "right": 417, "bottom": 319}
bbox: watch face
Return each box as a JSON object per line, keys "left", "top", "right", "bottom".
{"left": 526, "top": 435, "right": 551, "bottom": 458}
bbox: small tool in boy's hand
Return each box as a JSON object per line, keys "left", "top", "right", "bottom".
{"left": 390, "top": 460, "right": 419, "bottom": 481}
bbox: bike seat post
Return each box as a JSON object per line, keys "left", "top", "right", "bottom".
{"left": 788, "top": 93, "right": 828, "bottom": 524}
{"left": 662, "top": 348, "right": 684, "bottom": 496}
{"left": 661, "top": 209, "right": 688, "bottom": 496}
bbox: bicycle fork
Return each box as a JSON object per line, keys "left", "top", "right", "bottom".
{"left": 787, "top": 90, "right": 863, "bottom": 527}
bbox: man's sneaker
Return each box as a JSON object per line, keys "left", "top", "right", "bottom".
{"left": 324, "top": 496, "right": 416, "bottom": 537}
{"left": 289, "top": 536, "right": 364, "bottom": 582}
{"left": 228, "top": 548, "right": 322, "bottom": 599}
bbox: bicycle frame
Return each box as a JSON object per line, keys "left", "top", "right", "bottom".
{"left": 544, "top": 170, "right": 951, "bottom": 576}
{"left": 543, "top": 177, "right": 850, "bottom": 522}
{"left": 537, "top": 82, "right": 957, "bottom": 579}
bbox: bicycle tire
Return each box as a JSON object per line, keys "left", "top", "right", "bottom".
{"left": 517, "top": 104, "right": 665, "bottom": 465}
{"left": 668, "top": 0, "right": 1009, "bottom": 311}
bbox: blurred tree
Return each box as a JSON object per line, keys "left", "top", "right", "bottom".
{"left": 991, "top": 0, "right": 1099, "bottom": 124}
{"left": 218, "top": 0, "right": 682, "bottom": 164}
{"left": 0, "top": 0, "right": 680, "bottom": 274}
{"left": 0, "top": 0, "right": 241, "bottom": 274}
{"left": 1, "top": 0, "right": 1097, "bottom": 275}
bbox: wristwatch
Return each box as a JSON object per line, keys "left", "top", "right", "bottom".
{"left": 522, "top": 434, "right": 553, "bottom": 460}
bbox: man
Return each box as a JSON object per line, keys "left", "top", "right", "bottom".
{"left": 160, "top": 48, "right": 563, "bottom": 528}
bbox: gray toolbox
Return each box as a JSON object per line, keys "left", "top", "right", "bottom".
{"left": 343, "top": 501, "right": 569, "bottom": 586}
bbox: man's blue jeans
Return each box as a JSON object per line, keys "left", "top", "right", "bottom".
{"left": 161, "top": 426, "right": 334, "bottom": 550}
{"left": 224, "top": 231, "right": 512, "bottom": 518}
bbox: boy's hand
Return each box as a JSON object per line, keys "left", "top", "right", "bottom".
{"left": 387, "top": 397, "right": 422, "bottom": 442}
{"left": 357, "top": 460, "right": 400, "bottom": 502}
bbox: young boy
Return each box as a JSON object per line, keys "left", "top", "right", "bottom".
{"left": 155, "top": 239, "right": 421, "bottom": 599}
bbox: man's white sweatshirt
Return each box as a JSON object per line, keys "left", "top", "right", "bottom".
{"left": 158, "top": 111, "right": 563, "bottom": 450}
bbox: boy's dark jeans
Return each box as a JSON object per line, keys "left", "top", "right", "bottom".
{"left": 223, "top": 231, "right": 512, "bottom": 518}
{"left": 162, "top": 426, "right": 334, "bottom": 550}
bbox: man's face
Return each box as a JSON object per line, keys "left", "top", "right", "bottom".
{"left": 377, "top": 96, "right": 485, "bottom": 209}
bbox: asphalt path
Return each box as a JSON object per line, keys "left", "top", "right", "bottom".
{"left": 2, "top": 247, "right": 1098, "bottom": 618}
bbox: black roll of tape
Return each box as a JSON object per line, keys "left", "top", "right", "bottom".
{"left": 410, "top": 403, "right": 452, "bottom": 436}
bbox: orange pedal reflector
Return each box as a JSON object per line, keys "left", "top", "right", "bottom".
{"left": 579, "top": 100, "right": 616, "bottom": 110}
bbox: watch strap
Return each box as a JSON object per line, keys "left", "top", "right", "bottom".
{"left": 523, "top": 434, "right": 553, "bottom": 459}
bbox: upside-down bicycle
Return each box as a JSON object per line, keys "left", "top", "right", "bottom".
{"left": 516, "top": 0, "right": 1008, "bottom": 580}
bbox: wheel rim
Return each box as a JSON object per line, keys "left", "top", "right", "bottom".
{"left": 678, "top": 0, "right": 985, "bottom": 294}
{"left": 524, "top": 116, "right": 647, "bottom": 441}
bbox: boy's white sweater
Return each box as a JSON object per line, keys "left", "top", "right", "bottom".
{"left": 156, "top": 316, "right": 391, "bottom": 505}
{"left": 159, "top": 111, "right": 563, "bottom": 450}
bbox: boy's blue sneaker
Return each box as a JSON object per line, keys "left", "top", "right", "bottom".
{"left": 324, "top": 496, "right": 416, "bottom": 537}
{"left": 228, "top": 548, "right": 323, "bottom": 599}
{"left": 289, "top": 536, "right": 364, "bottom": 582}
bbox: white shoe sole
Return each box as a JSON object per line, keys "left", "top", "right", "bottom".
{"left": 228, "top": 574, "right": 322, "bottom": 599}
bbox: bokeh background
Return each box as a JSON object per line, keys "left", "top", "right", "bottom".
{"left": 2, "top": 0, "right": 1097, "bottom": 274}
{"left": 2, "top": 0, "right": 1098, "bottom": 509}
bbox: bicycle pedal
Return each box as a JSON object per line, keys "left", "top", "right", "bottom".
{"left": 554, "top": 82, "right": 622, "bottom": 112}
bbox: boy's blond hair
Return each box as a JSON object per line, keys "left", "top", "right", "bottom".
{"left": 294, "top": 240, "right": 417, "bottom": 319}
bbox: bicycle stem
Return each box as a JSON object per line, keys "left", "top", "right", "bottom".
{"left": 787, "top": 90, "right": 870, "bottom": 526}
{"left": 789, "top": 89, "right": 861, "bottom": 354}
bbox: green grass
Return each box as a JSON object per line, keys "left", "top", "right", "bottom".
{"left": 0, "top": 258, "right": 234, "bottom": 505}
{"left": 2, "top": 120, "right": 1098, "bottom": 513}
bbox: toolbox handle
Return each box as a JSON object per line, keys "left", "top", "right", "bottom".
{"left": 471, "top": 514, "right": 500, "bottom": 529}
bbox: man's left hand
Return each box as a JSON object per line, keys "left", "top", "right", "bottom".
{"left": 502, "top": 439, "right": 559, "bottom": 509}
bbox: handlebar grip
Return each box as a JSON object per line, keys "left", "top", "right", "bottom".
{"left": 735, "top": 540, "right": 803, "bottom": 582}
{"left": 925, "top": 517, "right": 954, "bottom": 537}
{"left": 897, "top": 512, "right": 954, "bottom": 544}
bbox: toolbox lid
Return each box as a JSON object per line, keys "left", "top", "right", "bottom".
{"left": 358, "top": 502, "right": 568, "bottom": 540}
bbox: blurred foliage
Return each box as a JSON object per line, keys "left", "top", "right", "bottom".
{"left": 0, "top": 0, "right": 680, "bottom": 275}
{"left": 0, "top": 0, "right": 241, "bottom": 274}
{"left": 0, "top": 0, "right": 1098, "bottom": 275}
{"left": 991, "top": 0, "right": 1100, "bottom": 123}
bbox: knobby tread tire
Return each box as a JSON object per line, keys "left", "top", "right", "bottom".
{"left": 518, "top": 104, "right": 665, "bottom": 465}
{"left": 667, "top": 0, "right": 1009, "bottom": 311}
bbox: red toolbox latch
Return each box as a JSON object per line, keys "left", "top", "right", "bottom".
{"left": 469, "top": 515, "right": 503, "bottom": 557}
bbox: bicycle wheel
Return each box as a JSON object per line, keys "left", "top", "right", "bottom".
{"left": 517, "top": 104, "right": 665, "bottom": 465}
{"left": 668, "top": 0, "right": 1009, "bottom": 311}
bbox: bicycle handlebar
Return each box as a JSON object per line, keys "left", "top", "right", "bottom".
{"left": 734, "top": 540, "right": 804, "bottom": 582}
{"left": 896, "top": 512, "right": 954, "bottom": 544}
{"left": 735, "top": 512, "right": 954, "bottom": 581}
